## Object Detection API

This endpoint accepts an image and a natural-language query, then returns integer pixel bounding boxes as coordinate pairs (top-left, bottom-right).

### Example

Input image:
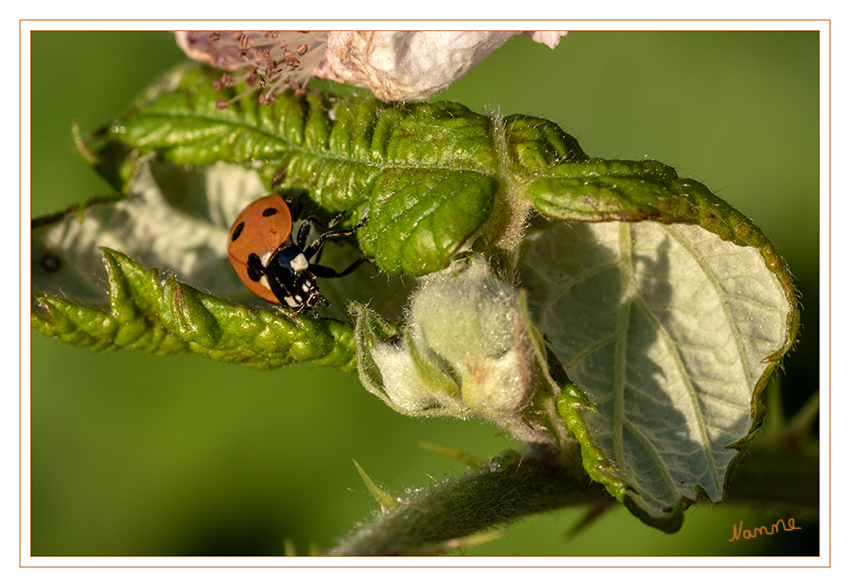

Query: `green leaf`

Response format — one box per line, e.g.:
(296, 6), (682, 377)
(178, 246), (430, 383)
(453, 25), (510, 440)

(521, 215), (798, 530)
(107, 63), (539, 276)
(33, 248), (358, 371)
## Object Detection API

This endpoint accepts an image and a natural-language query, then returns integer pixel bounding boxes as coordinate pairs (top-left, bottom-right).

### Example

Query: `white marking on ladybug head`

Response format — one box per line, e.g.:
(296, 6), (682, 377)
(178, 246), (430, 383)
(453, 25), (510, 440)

(259, 276), (271, 291)
(284, 295), (298, 308)
(290, 253), (309, 272)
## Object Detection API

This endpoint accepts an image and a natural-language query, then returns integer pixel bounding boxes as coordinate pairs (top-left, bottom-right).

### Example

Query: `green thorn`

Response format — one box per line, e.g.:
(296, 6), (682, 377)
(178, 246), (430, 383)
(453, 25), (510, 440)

(565, 503), (614, 539)
(353, 459), (398, 512)
(418, 441), (485, 469)
(403, 529), (504, 556)
(283, 537), (297, 557)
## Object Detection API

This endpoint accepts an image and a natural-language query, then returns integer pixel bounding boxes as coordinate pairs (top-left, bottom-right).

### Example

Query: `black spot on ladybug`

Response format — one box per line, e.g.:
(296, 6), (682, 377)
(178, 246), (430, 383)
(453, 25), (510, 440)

(247, 253), (264, 282)
(262, 207), (278, 217)
(40, 252), (61, 273)
(231, 221), (245, 241)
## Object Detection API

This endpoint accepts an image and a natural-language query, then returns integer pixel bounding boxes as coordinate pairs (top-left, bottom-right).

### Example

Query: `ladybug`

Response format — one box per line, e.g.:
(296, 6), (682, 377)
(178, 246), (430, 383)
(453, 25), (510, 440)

(228, 194), (369, 317)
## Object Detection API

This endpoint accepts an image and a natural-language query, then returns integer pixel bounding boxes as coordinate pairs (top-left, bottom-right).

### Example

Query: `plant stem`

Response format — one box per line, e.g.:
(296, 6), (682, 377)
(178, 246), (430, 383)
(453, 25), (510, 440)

(328, 451), (612, 556)
(328, 437), (819, 555)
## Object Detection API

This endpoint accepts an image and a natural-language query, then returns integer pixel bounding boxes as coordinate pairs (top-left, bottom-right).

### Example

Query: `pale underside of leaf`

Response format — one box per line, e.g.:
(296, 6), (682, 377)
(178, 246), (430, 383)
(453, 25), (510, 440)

(521, 220), (790, 517)
(32, 161), (268, 311)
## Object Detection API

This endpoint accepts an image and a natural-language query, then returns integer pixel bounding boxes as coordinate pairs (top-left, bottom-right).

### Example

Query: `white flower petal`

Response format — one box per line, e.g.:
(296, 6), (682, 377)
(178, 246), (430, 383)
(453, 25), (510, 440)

(315, 31), (567, 101)
(523, 31), (568, 49)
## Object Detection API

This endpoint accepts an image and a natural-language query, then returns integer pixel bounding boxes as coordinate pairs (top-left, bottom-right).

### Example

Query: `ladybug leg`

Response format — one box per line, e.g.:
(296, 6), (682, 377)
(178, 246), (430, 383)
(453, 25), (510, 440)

(296, 217), (314, 250)
(324, 212), (345, 229)
(293, 212), (341, 250)
(295, 215), (342, 251)
(310, 256), (377, 279)
(302, 214), (369, 262)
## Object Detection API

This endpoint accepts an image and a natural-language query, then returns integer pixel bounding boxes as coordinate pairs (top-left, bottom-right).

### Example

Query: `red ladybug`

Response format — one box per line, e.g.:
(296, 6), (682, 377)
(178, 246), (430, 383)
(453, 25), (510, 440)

(228, 194), (368, 317)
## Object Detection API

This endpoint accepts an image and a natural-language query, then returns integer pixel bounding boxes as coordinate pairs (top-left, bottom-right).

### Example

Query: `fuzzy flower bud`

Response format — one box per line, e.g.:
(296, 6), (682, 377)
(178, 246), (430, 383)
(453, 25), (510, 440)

(409, 256), (536, 414)
(356, 256), (546, 442)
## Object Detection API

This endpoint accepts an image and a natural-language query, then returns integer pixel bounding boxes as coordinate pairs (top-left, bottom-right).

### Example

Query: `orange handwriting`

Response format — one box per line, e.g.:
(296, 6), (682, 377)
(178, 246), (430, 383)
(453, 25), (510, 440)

(729, 518), (801, 542)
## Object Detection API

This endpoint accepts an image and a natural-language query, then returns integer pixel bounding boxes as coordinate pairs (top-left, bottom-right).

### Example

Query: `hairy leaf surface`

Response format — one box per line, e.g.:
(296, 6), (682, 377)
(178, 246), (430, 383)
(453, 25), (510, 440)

(522, 218), (797, 528)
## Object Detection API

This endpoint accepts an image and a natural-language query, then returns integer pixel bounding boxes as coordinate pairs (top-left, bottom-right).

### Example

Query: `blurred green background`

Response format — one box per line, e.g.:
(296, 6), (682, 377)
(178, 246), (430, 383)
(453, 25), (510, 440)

(30, 30), (820, 557)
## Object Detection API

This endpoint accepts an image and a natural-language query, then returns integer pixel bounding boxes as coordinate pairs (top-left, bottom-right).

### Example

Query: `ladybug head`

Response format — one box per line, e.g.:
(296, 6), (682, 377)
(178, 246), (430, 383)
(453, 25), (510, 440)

(267, 244), (328, 316)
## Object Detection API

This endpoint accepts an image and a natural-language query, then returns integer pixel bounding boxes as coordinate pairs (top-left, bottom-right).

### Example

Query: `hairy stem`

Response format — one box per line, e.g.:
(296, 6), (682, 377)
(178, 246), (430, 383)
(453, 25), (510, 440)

(328, 451), (611, 556)
(328, 437), (818, 555)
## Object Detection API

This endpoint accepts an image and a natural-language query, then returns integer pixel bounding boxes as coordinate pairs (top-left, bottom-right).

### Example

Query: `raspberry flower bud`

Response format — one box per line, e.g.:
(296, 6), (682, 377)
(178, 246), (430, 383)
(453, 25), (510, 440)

(356, 255), (551, 443)
(409, 256), (536, 415)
